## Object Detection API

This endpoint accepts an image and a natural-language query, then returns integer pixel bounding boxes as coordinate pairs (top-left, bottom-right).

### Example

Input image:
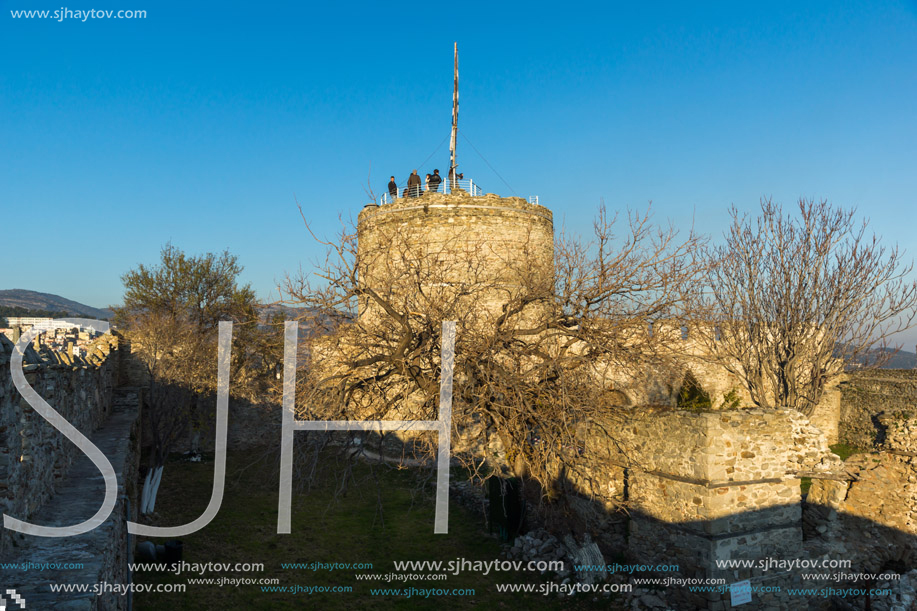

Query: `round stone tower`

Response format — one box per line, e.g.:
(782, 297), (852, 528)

(356, 190), (554, 325)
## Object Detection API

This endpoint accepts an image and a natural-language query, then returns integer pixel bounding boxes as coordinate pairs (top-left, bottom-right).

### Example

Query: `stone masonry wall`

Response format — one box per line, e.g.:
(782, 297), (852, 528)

(0, 389), (141, 610)
(807, 409), (917, 575)
(839, 369), (917, 449)
(0, 333), (120, 553)
(571, 407), (844, 610)
(356, 192), (554, 327)
(567, 402), (917, 609)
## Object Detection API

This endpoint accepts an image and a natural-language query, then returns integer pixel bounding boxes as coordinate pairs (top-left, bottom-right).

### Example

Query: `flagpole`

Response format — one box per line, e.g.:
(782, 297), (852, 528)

(449, 42), (458, 190)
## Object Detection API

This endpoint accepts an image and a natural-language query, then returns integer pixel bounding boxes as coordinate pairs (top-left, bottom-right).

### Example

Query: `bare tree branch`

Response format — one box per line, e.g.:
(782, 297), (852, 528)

(695, 198), (917, 415)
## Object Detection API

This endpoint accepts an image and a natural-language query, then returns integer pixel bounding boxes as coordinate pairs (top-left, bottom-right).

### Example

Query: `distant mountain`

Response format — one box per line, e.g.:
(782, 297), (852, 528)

(0, 289), (115, 320)
(256, 303), (314, 321)
(872, 347), (916, 370)
(844, 345), (916, 370)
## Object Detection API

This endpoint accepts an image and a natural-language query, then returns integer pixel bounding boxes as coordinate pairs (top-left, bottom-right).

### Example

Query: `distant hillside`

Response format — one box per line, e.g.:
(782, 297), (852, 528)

(257, 303), (314, 321)
(843, 345), (916, 370)
(872, 347), (916, 370)
(0, 289), (114, 320)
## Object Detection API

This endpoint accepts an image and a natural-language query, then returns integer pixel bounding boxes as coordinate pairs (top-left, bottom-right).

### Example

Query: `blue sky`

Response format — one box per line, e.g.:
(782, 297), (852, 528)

(2, 1), (916, 344)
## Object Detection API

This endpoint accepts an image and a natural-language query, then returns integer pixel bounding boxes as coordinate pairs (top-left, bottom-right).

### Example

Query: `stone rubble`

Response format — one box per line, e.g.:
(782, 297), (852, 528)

(872, 569), (917, 611)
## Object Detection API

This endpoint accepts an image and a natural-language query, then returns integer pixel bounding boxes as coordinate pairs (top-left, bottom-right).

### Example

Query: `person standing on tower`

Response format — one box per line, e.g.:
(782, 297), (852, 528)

(407, 170), (422, 198)
(388, 176), (398, 200)
(448, 168), (463, 191)
(429, 169), (442, 193)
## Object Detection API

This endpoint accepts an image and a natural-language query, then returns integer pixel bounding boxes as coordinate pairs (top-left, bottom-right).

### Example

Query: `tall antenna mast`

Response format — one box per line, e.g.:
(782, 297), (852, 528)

(449, 42), (459, 188)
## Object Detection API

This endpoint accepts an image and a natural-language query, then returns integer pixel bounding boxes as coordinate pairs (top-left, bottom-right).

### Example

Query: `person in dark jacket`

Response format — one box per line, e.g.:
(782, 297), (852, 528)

(388, 176), (398, 200)
(407, 170), (422, 198)
(429, 169), (442, 193)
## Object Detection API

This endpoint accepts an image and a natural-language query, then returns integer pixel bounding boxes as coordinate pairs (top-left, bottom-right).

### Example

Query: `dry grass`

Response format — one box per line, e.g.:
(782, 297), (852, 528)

(133, 445), (617, 610)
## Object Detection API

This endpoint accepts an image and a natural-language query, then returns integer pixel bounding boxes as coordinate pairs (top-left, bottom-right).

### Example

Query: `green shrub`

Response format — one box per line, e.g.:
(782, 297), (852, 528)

(677, 371), (712, 411)
(718, 388), (743, 410)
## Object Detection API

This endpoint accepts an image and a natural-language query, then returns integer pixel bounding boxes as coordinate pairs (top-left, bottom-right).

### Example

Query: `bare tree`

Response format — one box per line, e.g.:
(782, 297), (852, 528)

(698, 198), (917, 416)
(285, 204), (706, 495)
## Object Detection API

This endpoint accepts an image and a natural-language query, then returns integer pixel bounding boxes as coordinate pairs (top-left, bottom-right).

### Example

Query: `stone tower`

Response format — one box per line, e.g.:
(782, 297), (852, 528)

(356, 190), (554, 326)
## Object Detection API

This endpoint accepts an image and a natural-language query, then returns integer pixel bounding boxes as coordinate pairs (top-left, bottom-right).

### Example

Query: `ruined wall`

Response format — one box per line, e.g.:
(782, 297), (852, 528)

(0, 334), (120, 552)
(568, 407), (846, 609)
(839, 369), (917, 449)
(563, 402), (917, 609)
(807, 409), (917, 574)
(616, 409), (833, 570)
(808, 385), (842, 447)
(601, 326), (843, 444)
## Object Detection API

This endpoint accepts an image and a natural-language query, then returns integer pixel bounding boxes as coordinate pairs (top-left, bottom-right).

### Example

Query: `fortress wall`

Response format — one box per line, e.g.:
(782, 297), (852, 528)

(616, 409), (810, 580)
(603, 327), (842, 444)
(573, 407), (844, 609)
(0, 392), (141, 610)
(0, 334), (121, 552)
(573, 404), (917, 609)
(805, 410), (917, 579)
(839, 369), (917, 449)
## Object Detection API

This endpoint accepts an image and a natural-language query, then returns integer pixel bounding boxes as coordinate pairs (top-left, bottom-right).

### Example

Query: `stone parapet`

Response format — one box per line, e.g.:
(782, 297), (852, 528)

(605, 407), (840, 483)
(0, 333), (121, 553)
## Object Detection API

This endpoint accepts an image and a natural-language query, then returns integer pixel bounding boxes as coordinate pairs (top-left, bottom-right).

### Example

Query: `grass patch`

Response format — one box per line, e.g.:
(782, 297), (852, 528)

(800, 477), (812, 496)
(802, 444), (858, 496)
(133, 446), (611, 610)
(829, 443), (857, 461)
